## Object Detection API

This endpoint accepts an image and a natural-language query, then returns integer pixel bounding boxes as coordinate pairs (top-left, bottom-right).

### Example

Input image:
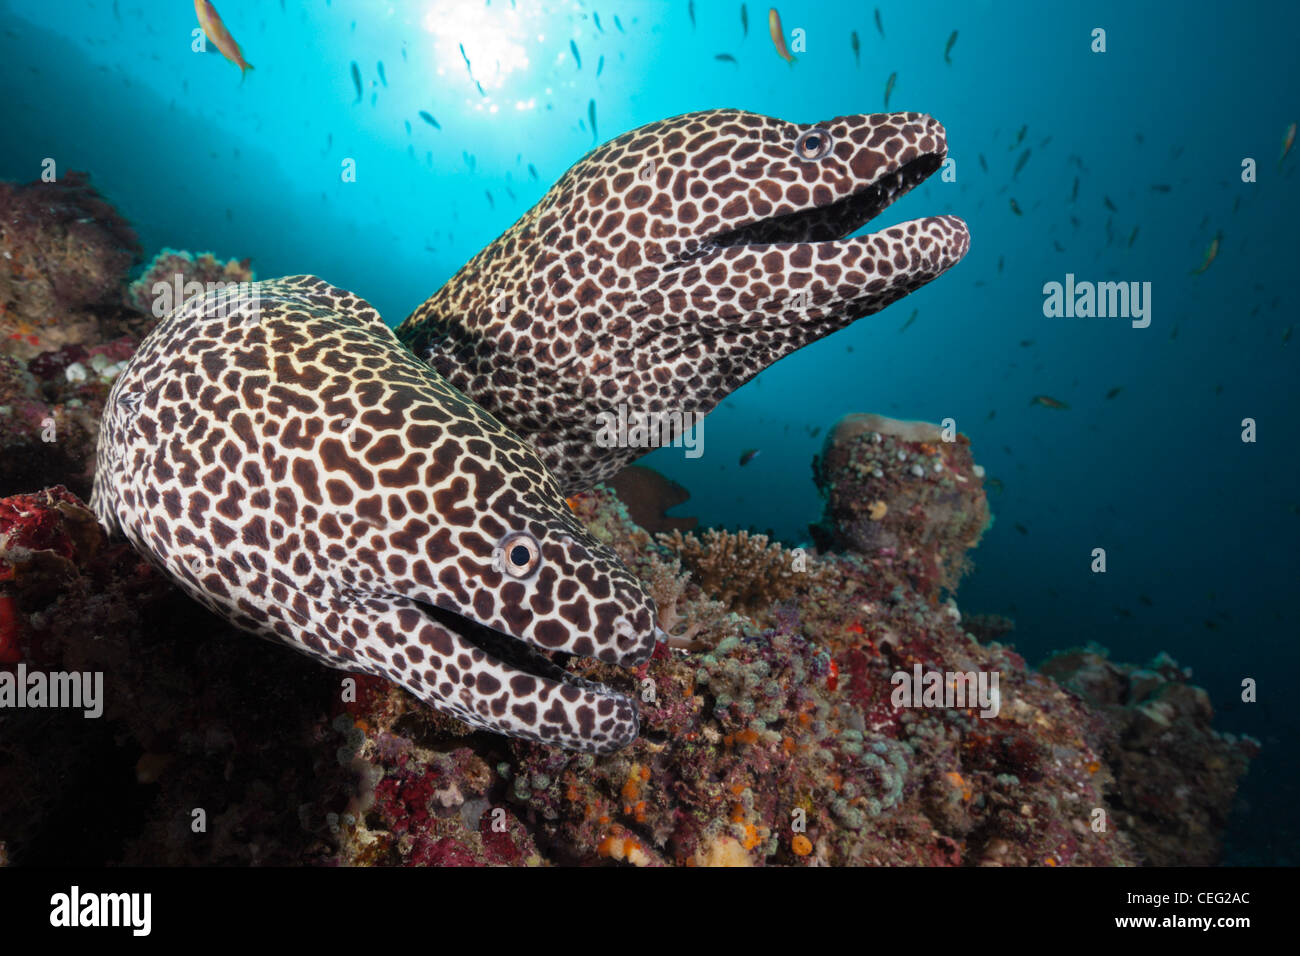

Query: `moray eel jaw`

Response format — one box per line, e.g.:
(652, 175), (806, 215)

(92, 276), (657, 754)
(399, 108), (970, 493)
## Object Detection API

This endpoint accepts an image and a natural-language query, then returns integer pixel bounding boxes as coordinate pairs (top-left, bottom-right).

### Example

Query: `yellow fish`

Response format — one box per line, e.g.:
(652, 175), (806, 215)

(769, 7), (795, 63)
(1191, 232), (1220, 275)
(1280, 121), (1296, 170)
(1030, 395), (1069, 410)
(195, 0), (253, 78)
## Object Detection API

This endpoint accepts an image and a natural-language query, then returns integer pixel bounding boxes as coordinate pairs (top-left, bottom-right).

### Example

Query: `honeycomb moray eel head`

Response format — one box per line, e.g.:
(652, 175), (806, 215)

(398, 108), (970, 494)
(91, 275), (658, 754)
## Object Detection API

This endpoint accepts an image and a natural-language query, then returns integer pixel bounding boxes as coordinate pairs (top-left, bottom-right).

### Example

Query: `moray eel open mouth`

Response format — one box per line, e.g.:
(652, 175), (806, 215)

(691, 150), (946, 257)
(401, 107), (970, 494)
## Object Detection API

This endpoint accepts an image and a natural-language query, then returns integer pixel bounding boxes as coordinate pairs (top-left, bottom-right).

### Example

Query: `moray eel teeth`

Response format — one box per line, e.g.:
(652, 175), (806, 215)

(399, 108), (970, 494)
(92, 275), (657, 753)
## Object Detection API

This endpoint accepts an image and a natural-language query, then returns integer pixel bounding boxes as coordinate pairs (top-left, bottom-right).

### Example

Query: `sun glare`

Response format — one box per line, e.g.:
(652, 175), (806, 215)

(422, 0), (537, 102)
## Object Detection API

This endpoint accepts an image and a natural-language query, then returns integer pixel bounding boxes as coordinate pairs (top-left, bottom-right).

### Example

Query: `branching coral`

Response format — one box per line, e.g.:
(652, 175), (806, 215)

(656, 528), (830, 616)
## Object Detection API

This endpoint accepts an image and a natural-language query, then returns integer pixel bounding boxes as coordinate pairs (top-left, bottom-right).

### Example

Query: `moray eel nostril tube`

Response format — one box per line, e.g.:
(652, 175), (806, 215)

(397, 108), (970, 494)
(91, 275), (658, 753)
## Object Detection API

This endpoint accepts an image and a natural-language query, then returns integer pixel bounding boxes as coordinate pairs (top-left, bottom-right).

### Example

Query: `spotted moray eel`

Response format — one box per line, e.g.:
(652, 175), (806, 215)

(91, 275), (657, 753)
(398, 108), (970, 494)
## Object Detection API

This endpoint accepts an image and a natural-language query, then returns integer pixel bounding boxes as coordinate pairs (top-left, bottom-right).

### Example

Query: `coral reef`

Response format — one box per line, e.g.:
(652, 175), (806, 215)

(0, 172), (142, 361)
(0, 474), (1253, 866)
(0, 180), (1256, 867)
(1040, 645), (1259, 865)
(811, 412), (991, 595)
(657, 527), (830, 621)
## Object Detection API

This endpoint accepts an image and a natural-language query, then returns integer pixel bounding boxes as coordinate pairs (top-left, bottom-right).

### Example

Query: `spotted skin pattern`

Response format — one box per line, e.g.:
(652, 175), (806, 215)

(91, 276), (657, 753)
(398, 108), (970, 494)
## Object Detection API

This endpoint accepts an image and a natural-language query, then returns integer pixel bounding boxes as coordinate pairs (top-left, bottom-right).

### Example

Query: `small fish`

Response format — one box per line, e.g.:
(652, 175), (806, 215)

(1052, 240), (1064, 252)
(1102, 195), (1117, 212)
(570, 39), (581, 69)
(1149, 183), (1171, 193)
(770, 8), (796, 63)
(898, 308), (918, 333)
(1018, 339), (1033, 347)
(350, 60), (361, 102)
(1014, 523), (1029, 535)
(1105, 386), (1122, 400)
(1138, 594), (1153, 607)
(1013, 148), (1031, 178)
(850, 30), (860, 67)
(1283, 324), (1293, 345)
(1010, 124), (1026, 149)
(418, 111), (440, 129)
(594, 12), (604, 33)
(1127, 226), (1139, 247)
(597, 54), (605, 77)
(1280, 121), (1296, 169)
(615, 15), (625, 32)
(997, 256), (1004, 274)
(883, 71), (896, 108)
(874, 8), (884, 37)
(377, 61), (387, 87)
(739, 448), (761, 467)
(1008, 198), (1022, 215)
(195, 0), (254, 78)
(1039, 135), (1052, 148)
(528, 163), (539, 181)
(715, 53), (738, 64)
(943, 30), (958, 64)
(689, 1), (696, 28)
(404, 120), (411, 135)
(741, 4), (749, 37)
(485, 190), (494, 209)
(1030, 395), (1068, 409)
(588, 99), (598, 143)
(986, 477), (1004, 494)
(978, 153), (988, 173)
(1191, 232), (1221, 275)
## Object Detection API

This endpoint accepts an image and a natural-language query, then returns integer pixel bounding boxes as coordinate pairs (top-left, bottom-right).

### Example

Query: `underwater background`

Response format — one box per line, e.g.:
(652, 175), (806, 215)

(0, 0), (1295, 865)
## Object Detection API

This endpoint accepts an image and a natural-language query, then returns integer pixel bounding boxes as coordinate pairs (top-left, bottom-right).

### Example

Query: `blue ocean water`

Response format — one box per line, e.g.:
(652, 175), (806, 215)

(1, 0), (1295, 863)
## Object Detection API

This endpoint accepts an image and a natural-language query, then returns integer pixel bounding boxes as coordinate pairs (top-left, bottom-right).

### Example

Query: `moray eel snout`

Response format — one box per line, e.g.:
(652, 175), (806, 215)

(91, 275), (657, 753)
(400, 107), (970, 493)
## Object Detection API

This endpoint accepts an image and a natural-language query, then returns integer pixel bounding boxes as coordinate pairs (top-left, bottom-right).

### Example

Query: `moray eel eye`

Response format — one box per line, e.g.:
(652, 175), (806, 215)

(499, 532), (541, 578)
(795, 128), (833, 161)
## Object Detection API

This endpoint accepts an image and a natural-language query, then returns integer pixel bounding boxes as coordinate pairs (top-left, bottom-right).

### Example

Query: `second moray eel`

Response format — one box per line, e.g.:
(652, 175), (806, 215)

(398, 108), (970, 494)
(91, 275), (657, 753)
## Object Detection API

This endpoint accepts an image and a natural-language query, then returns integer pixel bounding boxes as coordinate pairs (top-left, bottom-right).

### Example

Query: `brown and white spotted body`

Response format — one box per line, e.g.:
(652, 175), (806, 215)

(91, 275), (657, 753)
(398, 108), (970, 494)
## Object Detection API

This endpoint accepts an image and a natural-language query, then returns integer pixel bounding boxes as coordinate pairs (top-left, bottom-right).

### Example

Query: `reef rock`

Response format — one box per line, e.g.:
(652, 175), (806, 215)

(811, 412), (991, 596)
(0, 172), (142, 361)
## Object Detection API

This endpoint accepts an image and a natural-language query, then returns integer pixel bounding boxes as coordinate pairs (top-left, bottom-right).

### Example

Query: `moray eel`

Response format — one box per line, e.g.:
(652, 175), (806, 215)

(91, 275), (657, 753)
(398, 108), (970, 494)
